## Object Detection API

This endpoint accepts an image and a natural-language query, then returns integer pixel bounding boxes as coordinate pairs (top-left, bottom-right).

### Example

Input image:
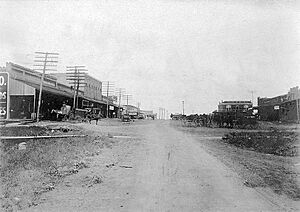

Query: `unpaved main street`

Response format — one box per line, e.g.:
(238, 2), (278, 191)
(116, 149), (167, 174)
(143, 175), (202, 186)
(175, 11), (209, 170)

(22, 120), (299, 211)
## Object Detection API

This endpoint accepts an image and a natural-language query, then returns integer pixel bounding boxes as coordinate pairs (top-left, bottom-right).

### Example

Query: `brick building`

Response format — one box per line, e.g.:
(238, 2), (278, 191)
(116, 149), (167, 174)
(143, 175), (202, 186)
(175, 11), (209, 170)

(258, 87), (300, 122)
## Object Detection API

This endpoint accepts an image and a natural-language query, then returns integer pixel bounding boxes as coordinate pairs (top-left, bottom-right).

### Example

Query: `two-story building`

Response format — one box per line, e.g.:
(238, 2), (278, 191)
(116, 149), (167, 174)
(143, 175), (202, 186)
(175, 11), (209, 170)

(218, 101), (253, 113)
(0, 62), (120, 120)
(258, 87), (300, 122)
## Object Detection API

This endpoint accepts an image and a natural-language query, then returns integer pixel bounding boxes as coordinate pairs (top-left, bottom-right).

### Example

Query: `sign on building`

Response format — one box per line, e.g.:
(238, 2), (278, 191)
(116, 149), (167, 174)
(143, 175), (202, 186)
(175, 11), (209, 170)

(0, 72), (9, 119)
(109, 105), (114, 110)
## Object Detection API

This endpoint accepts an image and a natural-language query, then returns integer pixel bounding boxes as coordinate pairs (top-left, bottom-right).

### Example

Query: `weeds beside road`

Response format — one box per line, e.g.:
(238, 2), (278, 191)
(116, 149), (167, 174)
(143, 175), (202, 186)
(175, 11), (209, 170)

(173, 121), (300, 201)
(0, 122), (115, 211)
(1, 120), (299, 211)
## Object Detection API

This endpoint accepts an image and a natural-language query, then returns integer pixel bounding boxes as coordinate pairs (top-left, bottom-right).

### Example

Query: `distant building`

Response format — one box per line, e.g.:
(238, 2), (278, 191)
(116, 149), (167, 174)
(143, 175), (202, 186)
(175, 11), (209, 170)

(139, 110), (156, 119)
(258, 86), (300, 122)
(257, 94), (288, 121)
(287, 86), (300, 101)
(218, 101), (253, 113)
(123, 105), (139, 116)
(51, 73), (103, 102)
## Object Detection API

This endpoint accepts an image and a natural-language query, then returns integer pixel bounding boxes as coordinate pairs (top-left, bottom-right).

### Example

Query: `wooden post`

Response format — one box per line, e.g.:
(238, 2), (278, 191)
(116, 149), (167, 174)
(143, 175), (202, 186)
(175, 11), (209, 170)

(36, 53), (48, 122)
(106, 81), (109, 118)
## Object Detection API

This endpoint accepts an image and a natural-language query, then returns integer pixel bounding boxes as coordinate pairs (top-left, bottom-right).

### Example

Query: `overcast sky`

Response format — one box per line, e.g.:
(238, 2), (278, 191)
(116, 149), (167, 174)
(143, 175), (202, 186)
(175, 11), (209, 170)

(1, 0), (299, 114)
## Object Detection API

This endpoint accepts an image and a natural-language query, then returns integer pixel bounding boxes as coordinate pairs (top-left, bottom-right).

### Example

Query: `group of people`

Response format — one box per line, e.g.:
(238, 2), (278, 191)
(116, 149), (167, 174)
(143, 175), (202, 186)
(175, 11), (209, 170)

(51, 103), (71, 121)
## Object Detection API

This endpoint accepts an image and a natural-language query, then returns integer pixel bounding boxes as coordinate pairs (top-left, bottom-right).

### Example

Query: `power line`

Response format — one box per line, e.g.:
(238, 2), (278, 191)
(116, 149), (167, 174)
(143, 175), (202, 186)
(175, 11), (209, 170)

(115, 88), (126, 118)
(123, 94), (133, 114)
(34, 51), (59, 122)
(248, 90), (257, 105)
(66, 66), (87, 113)
(102, 81), (115, 118)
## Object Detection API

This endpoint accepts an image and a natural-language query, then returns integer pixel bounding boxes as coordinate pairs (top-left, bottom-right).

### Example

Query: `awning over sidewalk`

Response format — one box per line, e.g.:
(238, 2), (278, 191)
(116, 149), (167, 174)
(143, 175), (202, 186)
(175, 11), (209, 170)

(15, 78), (74, 98)
(15, 78), (120, 109)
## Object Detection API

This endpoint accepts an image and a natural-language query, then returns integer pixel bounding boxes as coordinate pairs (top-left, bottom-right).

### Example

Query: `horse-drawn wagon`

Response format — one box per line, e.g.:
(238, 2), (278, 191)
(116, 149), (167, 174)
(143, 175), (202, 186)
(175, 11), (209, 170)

(178, 108), (258, 129)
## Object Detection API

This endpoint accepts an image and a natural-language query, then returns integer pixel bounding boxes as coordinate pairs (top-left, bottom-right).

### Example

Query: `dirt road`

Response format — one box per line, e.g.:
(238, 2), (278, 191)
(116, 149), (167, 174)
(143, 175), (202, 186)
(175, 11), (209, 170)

(26, 120), (298, 211)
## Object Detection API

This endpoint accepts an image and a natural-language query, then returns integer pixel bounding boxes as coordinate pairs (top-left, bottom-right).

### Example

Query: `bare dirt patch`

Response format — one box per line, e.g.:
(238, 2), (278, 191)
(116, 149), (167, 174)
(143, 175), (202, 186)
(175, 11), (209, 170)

(172, 121), (300, 201)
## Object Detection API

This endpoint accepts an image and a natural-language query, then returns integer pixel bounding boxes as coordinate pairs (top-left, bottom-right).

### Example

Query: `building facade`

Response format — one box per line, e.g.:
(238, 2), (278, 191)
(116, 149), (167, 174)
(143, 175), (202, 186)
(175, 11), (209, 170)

(258, 87), (300, 122)
(52, 73), (103, 102)
(123, 105), (139, 116)
(218, 101), (253, 113)
(1, 62), (120, 120)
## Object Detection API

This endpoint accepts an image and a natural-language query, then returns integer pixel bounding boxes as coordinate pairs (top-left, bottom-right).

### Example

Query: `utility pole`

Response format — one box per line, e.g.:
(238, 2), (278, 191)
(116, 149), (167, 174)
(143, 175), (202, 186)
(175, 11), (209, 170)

(159, 107), (161, 119)
(249, 90), (256, 106)
(66, 66), (87, 116)
(182, 100), (185, 115)
(123, 94), (132, 114)
(102, 81), (115, 118)
(34, 51), (59, 122)
(137, 102), (141, 115)
(106, 81), (109, 118)
(116, 88), (125, 118)
(158, 108), (160, 119)
(119, 89), (122, 118)
(296, 98), (300, 124)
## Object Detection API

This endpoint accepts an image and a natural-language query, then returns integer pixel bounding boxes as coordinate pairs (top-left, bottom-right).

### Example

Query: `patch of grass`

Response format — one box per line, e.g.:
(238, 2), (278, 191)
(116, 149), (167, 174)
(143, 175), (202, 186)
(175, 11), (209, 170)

(0, 126), (48, 137)
(0, 125), (112, 211)
(174, 124), (300, 200)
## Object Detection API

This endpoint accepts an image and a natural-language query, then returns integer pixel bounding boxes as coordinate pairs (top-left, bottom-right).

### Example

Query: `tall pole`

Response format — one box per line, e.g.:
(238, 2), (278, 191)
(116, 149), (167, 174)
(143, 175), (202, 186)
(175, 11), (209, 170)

(137, 102), (140, 115)
(66, 66), (86, 117)
(126, 95), (129, 114)
(106, 81), (109, 118)
(72, 67), (77, 109)
(182, 101), (185, 115)
(159, 108), (161, 119)
(122, 94), (132, 114)
(34, 52), (58, 122)
(36, 53), (48, 122)
(75, 68), (80, 109)
(249, 90), (256, 106)
(296, 98), (299, 124)
(118, 88), (122, 118)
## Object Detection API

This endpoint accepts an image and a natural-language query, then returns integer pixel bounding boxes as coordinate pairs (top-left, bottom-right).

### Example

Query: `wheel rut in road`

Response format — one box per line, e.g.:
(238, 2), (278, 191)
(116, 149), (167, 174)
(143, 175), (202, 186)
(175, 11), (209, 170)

(23, 121), (297, 212)
(128, 121), (291, 212)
